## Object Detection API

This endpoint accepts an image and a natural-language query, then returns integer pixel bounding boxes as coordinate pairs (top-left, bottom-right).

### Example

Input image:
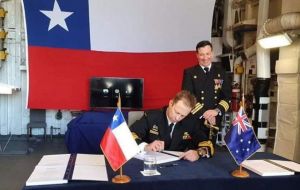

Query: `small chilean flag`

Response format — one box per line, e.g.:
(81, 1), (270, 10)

(100, 108), (139, 171)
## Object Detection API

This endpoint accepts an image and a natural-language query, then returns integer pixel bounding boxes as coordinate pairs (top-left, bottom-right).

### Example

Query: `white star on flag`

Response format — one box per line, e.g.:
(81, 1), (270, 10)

(40, 0), (73, 31)
(113, 115), (118, 122)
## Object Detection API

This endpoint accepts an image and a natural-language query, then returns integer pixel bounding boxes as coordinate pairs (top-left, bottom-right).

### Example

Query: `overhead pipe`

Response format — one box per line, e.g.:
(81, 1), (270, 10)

(263, 12), (300, 35)
(242, 43), (256, 59)
(222, 0), (236, 48)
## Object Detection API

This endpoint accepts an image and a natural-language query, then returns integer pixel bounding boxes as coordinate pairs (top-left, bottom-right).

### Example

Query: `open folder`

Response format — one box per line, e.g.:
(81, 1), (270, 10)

(241, 159), (300, 176)
(26, 154), (108, 186)
(134, 150), (183, 164)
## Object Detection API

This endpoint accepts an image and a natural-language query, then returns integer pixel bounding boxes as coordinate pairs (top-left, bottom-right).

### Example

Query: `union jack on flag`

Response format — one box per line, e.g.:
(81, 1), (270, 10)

(224, 106), (261, 165)
(231, 108), (253, 134)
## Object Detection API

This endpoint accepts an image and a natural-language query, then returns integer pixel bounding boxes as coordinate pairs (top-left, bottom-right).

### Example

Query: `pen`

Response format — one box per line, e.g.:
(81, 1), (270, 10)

(158, 163), (178, 168)
(160, 151), (180, 157)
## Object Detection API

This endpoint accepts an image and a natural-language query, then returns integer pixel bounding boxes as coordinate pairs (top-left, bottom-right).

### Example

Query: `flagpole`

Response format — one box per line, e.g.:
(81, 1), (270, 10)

(242, 93), (245, 108)
(231, 92), (250, 178)
(112, 93), (131, 184)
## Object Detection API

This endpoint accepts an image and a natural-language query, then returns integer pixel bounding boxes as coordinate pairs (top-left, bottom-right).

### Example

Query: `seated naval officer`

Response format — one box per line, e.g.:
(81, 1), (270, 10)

(130, 90), (214, 162)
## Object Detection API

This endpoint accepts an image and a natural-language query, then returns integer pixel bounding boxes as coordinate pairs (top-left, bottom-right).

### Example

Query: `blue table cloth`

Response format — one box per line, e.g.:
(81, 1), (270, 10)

(65, 111), (128, 154)
(23, 151), (300, 190)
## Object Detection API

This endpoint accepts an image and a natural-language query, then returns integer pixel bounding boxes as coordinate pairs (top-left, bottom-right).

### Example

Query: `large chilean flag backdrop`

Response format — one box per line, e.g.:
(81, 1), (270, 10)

(22, 0), (215, 110)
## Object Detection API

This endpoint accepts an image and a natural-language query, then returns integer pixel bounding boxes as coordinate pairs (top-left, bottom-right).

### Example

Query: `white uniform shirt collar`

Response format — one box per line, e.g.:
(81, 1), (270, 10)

(201, 64), (212, 71)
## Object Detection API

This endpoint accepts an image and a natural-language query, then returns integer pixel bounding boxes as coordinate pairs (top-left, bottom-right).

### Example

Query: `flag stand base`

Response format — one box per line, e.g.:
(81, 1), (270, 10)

(112, 175), (131, 183)
(231, 166), (249, 178)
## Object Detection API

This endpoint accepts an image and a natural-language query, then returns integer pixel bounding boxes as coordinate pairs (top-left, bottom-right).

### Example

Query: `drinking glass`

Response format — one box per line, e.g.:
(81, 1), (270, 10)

(143, 155), (157, 175)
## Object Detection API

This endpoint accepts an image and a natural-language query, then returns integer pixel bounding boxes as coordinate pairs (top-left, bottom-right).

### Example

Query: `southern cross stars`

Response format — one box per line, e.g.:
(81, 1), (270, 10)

(40, 0), (74, 31)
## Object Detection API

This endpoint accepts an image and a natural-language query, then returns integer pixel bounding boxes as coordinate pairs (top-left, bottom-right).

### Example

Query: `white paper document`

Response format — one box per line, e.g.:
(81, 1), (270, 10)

(37, 154), (71, 166)
(268, 160), (300, 172)
(72, 154), (108, 181)
(26, 154), (108, 186)
(72, 165), (108, 181)
(75, 154), (106, 166)
(26, 165), (68, 186)
(241, 160), (295, 176)
(134, 151), (182, 164)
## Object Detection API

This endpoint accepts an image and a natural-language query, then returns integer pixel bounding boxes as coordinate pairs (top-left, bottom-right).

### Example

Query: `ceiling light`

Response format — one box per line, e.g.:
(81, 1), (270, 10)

(258, 33), (292, 49)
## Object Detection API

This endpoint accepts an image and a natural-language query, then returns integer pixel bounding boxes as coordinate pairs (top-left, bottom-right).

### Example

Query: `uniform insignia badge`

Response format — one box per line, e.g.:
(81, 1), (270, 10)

(150, 125), (159, 135)
(182, 132), (192, 140)
(214, 79), (223, 90)
(150, 130), (159, 135)
(152, 125), (159, 130)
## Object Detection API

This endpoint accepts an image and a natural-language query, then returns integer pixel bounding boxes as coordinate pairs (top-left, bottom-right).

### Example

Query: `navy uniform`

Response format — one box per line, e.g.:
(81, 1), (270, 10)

(130, 107), (214, 155)
(182, 63), (231, 144)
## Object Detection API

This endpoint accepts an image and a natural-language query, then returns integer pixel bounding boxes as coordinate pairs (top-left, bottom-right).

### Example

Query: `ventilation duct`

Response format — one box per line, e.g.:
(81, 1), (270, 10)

(263, 12), (300, 35)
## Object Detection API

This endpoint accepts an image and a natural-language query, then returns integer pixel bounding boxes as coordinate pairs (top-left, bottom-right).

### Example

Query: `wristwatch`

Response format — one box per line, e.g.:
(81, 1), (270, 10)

(198, 147), (210, 158)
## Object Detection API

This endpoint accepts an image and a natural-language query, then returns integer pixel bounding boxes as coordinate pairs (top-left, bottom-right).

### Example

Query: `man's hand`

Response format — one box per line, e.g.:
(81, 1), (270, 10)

(144, 140), (165, 152)
(198, 147), (209, 158)
(207, 116), (216, 126)
(203, 109), (217, 125)
(179, 150), (199, 162)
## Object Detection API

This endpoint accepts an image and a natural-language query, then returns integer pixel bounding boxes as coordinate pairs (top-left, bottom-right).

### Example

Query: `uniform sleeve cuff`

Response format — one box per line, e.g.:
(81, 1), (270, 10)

(214, 108), (222, 116)
(138, 142), (148, 152)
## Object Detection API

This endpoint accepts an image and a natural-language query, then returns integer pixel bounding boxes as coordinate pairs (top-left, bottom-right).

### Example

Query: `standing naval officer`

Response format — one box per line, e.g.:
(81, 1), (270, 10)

(182, 40), (231, 145)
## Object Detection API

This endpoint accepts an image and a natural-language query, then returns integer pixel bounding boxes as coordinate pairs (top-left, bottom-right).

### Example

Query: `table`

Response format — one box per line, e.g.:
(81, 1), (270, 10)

(22, 151), (300, 190)
(65, 111), (128, 154)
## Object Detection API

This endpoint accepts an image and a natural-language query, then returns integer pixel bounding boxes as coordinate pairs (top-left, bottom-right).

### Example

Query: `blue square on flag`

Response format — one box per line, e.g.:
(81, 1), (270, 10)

(224, 107), (261, 165)
(23, 0), (90, 49)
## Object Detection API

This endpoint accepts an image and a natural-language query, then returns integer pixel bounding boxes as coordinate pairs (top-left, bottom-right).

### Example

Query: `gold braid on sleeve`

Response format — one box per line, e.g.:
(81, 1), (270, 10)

(218, 100), (229, 112)
(131, 132), (141, 141)
(191, 102), (203, 115)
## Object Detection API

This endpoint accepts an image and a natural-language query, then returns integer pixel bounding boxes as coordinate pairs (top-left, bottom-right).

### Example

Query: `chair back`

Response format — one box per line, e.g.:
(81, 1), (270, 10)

(128, 111), (144, 127)
(28, 109), (46, 126)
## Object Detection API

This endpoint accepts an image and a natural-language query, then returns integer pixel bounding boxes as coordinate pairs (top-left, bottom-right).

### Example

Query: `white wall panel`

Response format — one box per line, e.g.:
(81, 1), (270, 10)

(0, 0), (75, 135)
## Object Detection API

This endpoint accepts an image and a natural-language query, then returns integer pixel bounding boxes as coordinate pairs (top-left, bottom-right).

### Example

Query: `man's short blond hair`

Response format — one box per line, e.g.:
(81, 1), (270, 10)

(173, 90), (197, 109)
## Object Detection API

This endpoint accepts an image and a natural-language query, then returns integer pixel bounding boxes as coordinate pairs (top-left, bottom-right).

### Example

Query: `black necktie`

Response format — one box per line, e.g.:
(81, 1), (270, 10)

(204, 67), (209, 74)
(169, 123), (174, 138)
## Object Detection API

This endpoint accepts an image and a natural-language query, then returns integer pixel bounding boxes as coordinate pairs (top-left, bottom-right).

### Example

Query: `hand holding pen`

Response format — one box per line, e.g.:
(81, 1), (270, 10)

(179, 150), (199, 162)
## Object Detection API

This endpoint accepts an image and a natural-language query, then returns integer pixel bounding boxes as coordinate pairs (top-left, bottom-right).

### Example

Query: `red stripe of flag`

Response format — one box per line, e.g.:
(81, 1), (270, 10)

(100, 127), (126, 171)
(28, 46), (196, 110)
